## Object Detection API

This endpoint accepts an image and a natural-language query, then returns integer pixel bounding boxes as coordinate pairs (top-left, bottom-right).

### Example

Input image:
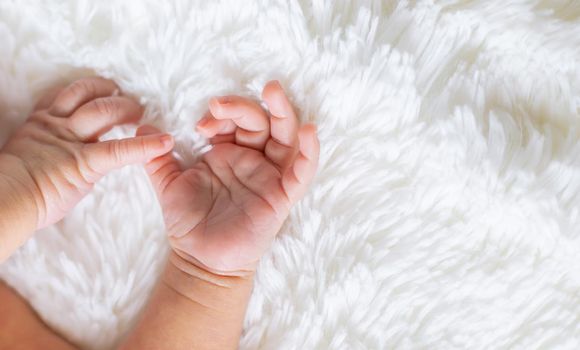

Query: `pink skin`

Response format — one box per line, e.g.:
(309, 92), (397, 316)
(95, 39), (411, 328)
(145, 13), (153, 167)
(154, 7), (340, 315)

(0, 77), (174, 232)
(139, 81), (320, 275)
(0, 78), (320, 349)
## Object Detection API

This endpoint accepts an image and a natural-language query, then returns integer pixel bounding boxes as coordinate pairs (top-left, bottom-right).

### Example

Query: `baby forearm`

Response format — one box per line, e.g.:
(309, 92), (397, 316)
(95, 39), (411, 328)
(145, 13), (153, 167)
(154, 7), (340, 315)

(120, 252), (254, 350)
(0, 281), (76, 349)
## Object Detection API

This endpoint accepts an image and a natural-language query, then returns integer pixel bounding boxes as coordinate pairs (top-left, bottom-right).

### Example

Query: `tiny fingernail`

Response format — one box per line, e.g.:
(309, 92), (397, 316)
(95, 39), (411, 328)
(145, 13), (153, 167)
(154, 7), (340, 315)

(217, 96), (231, 104)
(197, 117), (209, 128)
(208, 97), (221, 110)
(160, 134), (173, 147)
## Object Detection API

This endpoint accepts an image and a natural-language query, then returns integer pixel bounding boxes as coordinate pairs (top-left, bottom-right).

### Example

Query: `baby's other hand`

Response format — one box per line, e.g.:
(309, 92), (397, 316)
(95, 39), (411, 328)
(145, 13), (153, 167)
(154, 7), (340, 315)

(139, 81), (319, 276)
(0, 77), (174, 230)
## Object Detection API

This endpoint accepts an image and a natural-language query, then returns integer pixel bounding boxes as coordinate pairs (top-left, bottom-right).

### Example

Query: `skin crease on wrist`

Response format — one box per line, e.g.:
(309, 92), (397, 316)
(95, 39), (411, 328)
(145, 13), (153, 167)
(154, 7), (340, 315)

(120, 252), (255, 350)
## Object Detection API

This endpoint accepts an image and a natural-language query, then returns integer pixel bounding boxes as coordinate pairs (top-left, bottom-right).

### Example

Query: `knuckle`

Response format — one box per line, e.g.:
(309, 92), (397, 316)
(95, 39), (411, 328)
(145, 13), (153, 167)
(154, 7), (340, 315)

(69, 79), (89, 97)
(68, 81), (83, 96)
(29, 110), (48, 122)
(65, 117), (88, 140)
(94, 98), (118, 116)
(136, 138), (148, 157)
(108, 141), (123, 164)
(79, 145), (92, 164)
(29, 112), (64, 134)
(77, 147), (100, 181)
(65, 116), (80, 134)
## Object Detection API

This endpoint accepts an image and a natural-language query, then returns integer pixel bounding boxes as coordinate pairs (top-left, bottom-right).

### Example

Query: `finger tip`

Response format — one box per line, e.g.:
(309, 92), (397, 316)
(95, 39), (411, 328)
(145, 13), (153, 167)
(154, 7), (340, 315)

(262, 80), (282, 100)
(263, 82), (293, 119)
(160, 134), (174, 149)
(208, 97), (222, 113)
(305, 123), (318, 133)
(135, 126), (146, 136)
(137, 124), (160, 136)
(265, 79), (282, 91)
(195, 125), (215, 138)
(196, 115), (210, 128)
(300, 123), (320, 146)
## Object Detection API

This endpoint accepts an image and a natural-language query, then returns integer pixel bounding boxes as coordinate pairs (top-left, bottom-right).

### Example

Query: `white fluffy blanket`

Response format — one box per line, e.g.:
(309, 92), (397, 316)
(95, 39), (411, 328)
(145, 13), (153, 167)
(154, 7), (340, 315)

(1, 1), (579, 349)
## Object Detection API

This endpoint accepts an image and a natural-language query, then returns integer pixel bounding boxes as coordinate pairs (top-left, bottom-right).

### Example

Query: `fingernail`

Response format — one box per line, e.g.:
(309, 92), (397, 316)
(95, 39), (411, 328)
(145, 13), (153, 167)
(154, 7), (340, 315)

(197, 117), (209, 128)
(216, 96), (231, 104)
(160, 134), (173, 147)
(208, 97), (221, 112)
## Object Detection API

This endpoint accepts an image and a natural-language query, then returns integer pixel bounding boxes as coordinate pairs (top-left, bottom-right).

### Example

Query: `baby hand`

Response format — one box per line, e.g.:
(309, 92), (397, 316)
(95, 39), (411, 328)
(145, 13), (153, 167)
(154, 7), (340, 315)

(138, 81), (319, 275)
(0, 77), (174, 230)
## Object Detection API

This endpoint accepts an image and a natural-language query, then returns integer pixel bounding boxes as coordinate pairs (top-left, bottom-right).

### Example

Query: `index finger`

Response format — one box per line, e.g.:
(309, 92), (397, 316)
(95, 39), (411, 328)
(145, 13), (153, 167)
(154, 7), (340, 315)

(49, 77), (119, 117)
(262, 80), (300, 169)
(207, 95), (270, 150)
(34, 85), (65, 111)
(209, 96), (269, 132)
(262, 80), (298, 147)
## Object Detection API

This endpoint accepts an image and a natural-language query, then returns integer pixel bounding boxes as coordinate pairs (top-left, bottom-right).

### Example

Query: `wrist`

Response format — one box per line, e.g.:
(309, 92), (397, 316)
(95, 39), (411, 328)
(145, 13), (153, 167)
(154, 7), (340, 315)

(0, 154), (40, 262)
(163, 251), (255, 310)
(121, 251), (254, 350)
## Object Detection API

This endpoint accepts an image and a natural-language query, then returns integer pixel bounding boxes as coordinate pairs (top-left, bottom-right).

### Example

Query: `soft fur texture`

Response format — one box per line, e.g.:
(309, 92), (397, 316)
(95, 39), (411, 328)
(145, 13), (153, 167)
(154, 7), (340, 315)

(0, 0), (579, 349)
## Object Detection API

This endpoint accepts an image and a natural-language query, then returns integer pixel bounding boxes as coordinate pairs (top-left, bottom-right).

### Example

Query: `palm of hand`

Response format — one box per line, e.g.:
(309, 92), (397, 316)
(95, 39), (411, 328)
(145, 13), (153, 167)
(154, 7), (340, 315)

(161, 144), (289, 273)
(140, 81), (319, 274)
